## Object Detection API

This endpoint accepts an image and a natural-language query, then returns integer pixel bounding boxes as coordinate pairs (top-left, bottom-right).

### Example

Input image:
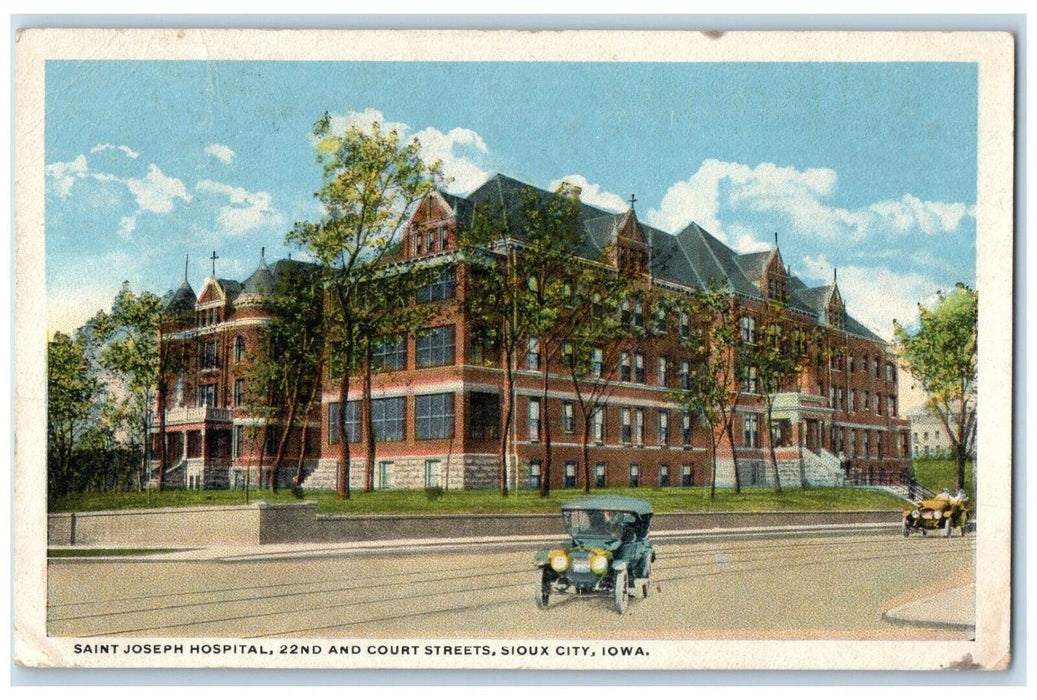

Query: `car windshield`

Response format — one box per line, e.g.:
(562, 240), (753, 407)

(562, 509), (635, 540)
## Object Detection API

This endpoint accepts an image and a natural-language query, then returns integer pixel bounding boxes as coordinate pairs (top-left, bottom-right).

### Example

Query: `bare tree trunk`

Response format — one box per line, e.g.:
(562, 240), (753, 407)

(538, 354), (552, 498)
(363, 342), (376, 492)
(338, 368), (352, 500)
(498, 347), (514, 497)
(765, 401), (782, 492)
(581, 413), (592, 493)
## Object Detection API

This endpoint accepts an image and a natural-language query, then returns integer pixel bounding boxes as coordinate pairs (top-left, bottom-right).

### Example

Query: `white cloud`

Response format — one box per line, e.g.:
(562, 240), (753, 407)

(325, 108), (491, 195)
(117, 214), (138, 240)
(46, 154), (89, 197)
(90, 143), (139, 159)
(800, 254), (941, 341)
(548, 174), (628, 213)
(646, 158), (974, 247)
(205, 143), (236, 164)
(197, 179), (283, 234)
(126, 164), (191, 214)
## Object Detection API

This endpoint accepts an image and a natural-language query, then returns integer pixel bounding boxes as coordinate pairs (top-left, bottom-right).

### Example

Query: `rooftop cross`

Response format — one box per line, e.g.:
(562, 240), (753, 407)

(629, 193), (637, 210)
(210, 250), (219, 278)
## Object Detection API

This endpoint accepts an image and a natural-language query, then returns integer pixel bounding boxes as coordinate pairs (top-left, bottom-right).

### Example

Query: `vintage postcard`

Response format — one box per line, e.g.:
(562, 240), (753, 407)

(14, 28), (1014, 671)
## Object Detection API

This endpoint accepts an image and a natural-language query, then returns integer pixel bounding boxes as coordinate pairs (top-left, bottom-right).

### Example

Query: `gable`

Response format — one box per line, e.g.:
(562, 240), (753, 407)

(196, 279), (224, 306)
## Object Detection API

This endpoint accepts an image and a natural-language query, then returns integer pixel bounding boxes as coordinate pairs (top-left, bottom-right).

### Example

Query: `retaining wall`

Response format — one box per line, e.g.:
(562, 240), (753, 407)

(48, 501), (903, 547)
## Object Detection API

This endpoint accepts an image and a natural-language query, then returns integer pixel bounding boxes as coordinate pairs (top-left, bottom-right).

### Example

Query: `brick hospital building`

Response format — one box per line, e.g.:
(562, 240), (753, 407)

(153, 174), (911, 491)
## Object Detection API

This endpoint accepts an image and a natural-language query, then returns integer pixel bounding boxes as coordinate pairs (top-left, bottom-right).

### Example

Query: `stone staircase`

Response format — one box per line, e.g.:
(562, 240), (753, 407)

(801, 447), (845, 486)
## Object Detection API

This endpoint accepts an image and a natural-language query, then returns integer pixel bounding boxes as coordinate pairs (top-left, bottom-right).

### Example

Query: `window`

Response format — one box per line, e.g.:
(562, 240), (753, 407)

(680, 360), (690, 390)
(416, 326), (455, 367)
(886, 363), (896, 382)
(679, 310), (690, 340)
(621, 298), (632, 325)
(561, 341), (573, 367)
(621, 408), (632, 444)
(469, 328), (497, 366)
(628, 463), (640, 487)
(863, 431), (871, 457)
(658, 411), (670, 446)
(528, 398), (541, 442)
(232, 425), (245, 459)
(620, 352), (631, 382)
(526, 337), (540, 370)
(233, 379), (244, 407)
(562, 401), (575, 434)
(378, 461), (394, 489)
(654, 305), (667, 332)
(658, 464), (670, 486)
(682, 412), (693, 445)
(635, 353), (645, 383)
(837, 388), (844, 412)
(528, 461), (541, 490)
(591, 347), (604, 378)
(201, 340), (218, 369)
(848, 389), (856, 412)
(657, 357), (668, 387)
(592, 405), (606, 443)
(425, 459), (441, 488)
(372, 336), (406, 371)
(633, 299), (644, 328)
(564, 461), (577, 488)
(634, 409), (645, 446)
(468, 392), (500, 440)
(413, 231), (424, 257)
(848, 355), (855, 374)
(328, 401), (360, 444)
(743, 413), (760, 448)
(198, 384), (217, 408)
(371, 397), (405, 442)
(863, 391), (870, 412)
(234, 336), (246, 363)
(681, 464), (694, 487)
(741, 365), (758, 394)
(872, 356), (881, 378)
(740, 316), (756, 344)
(415, 393), (454, 440)
(873, 394), (881, 415)
(888, 395), (897, 417)
(595, 463), (607, 488)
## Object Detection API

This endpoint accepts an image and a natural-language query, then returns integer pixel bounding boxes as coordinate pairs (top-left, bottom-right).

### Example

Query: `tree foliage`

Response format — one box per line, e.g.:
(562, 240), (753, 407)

(47, 331), (103, 498)
(894, 284), (978, 490)
(287, 115), (442, 498)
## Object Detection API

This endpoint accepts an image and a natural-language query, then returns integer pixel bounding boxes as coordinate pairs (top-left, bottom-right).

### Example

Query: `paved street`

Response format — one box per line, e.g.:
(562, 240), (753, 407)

(47, 531), (974, 640)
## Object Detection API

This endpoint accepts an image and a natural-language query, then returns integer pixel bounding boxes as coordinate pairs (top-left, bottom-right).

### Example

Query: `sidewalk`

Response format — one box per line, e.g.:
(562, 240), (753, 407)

(883, 584), (976, 633)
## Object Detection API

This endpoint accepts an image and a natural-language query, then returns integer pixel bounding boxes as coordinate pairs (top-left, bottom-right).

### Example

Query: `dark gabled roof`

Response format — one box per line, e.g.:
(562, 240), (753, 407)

(242, 260), (275, 295)
(449, 173), (887, 342)
(162, 281), (196, 313)
(215, 279), (243, 303)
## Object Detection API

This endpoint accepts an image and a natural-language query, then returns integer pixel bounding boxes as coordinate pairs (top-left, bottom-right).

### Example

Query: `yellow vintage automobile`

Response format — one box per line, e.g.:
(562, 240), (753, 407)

(902, 491), (969, 537)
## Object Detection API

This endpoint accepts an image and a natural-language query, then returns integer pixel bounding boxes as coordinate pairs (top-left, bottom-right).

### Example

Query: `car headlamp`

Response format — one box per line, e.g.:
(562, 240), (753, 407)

(589, 551), (611, 576)
(933, 510), (943, 519)
(911, 509), (920, 518)
(549, 549), (570, 573)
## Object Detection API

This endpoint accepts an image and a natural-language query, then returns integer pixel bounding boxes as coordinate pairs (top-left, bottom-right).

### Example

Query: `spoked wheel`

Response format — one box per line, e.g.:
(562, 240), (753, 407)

(535, 568), (551, 609)
(960, 513), (969, 537)
(613, 570), (629, 614)
(944, 518), (953, 538)
(641, 561), (652, 599)
(902, 522), (910, 538)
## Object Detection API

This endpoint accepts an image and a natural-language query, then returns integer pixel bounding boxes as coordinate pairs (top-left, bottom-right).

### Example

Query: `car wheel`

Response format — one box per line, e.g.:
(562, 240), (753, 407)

(943, 518), (952, 538)
(613, 570), (628, 614)
(902, 522), (910, 538)
(535, 568), (551, 610)
(960, 513), (969, 537)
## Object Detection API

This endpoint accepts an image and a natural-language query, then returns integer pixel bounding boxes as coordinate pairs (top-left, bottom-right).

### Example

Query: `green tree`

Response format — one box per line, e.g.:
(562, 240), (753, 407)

(669, 284), (742, 499)
(894, 284), (978, 490)
(288, 115), (441, 499)
(90, 284), (164, 489)
(47, 331), (102, 498)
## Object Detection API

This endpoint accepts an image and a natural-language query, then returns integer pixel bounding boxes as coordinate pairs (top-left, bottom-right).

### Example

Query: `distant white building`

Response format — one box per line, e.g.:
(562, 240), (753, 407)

(908, 409), (973, 458)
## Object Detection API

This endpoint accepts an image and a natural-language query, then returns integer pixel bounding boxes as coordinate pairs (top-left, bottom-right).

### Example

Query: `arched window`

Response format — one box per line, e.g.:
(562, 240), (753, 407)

(234, 336), (246, 363)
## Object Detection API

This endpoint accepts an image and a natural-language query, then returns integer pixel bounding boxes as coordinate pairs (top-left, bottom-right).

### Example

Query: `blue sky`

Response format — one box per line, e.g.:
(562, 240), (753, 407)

(45, 60), (977, 341)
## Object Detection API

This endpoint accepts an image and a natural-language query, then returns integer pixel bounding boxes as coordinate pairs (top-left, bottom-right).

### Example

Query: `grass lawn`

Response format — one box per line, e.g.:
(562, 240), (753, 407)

(47, 548), (180, 558)
(49, 484), (908, 515)
(911, 457), (975, 494)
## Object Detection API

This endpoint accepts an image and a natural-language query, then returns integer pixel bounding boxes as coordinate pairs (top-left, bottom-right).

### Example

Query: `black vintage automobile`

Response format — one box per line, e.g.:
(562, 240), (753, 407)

(534, 496), (655, 614)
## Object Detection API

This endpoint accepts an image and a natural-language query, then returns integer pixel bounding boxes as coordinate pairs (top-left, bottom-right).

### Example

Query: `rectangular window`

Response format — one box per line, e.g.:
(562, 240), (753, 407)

(198, 384), (217, 408)
(848, 355), (855, 374)
(680, 360), (690, 390)
(741, 365), (758, 394)
(592, 405), (605, 443)
(591, 347), (604, 378)
(232, 425), (245, 459)
(628, 463), (640, 487)
(635, 353), (645, 383)
(564, 461), (577, 488)
(682, 412), (692, 445)
(679, 311), (690, 340)
(233, 379), (244, 407)
(743, 413), (760, 448)
(873, 357), (881, 378)
(415, 393), (454, 440)
(201, 340), (218, 369)
(371, 397), (405, 442)
(371, 335), (406, 371)
(863, 430), (871, 457)
(562, 401), (575, 434)
(595, 463), (607, 487)
(658, 411), (669, 446)
(681, 464), (694, 487)
(634, 409), (645, 446)
(425, 459), (441, 488)
(633, 299), (644, 328)
(378, 461), (394, 489)
(328, 401), (360, 444)
(621, 408), (632, 444)
(848, 389), (856, 412)
(417, 266), (455, 302)
(740, 316), (756, 344)
(526, 337), (540, 370)
(234, 336), (246, 363)
(528, 461), (541, 490)
(416, 326), (455, 368)
(620, 352), (631, 382)
(657, 357), (668, 387)
(528, 398), (541, 442)
(561, 341), (573, 367)
(468, 392), (501, 440)
(888, 395), (897, 417)
(873, 394), (881, 415)
(658, 464), (670, 487)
